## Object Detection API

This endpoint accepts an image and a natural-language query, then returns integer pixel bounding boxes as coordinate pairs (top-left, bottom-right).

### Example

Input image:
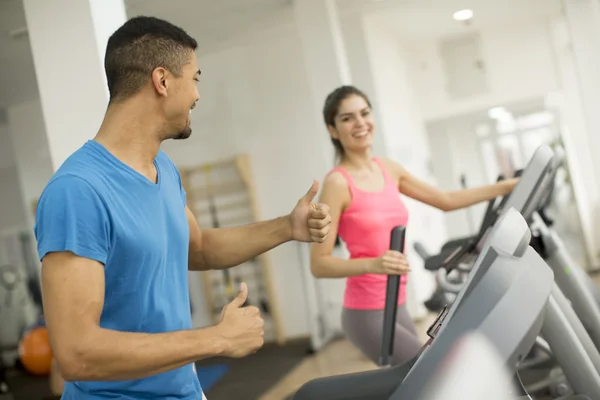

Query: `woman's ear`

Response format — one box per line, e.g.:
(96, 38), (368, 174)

(327, 124), (339, 140)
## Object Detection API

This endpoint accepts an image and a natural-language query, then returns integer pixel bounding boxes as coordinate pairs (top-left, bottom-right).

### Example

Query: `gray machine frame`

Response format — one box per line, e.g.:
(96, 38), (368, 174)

(525, 150), (600, 353)
(438, 145), (555, 320)
(392, 208), (551, 399)
(436, 145), (600, 398)
(417, 332), (517, 400)
(439, 146), (600, 398)
(291, 208), (552, 400)
(531, 205), (600, 351)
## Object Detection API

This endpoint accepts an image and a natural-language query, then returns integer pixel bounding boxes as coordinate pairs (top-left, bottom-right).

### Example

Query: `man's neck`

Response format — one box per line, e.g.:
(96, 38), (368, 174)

(94, 100), (163, 171)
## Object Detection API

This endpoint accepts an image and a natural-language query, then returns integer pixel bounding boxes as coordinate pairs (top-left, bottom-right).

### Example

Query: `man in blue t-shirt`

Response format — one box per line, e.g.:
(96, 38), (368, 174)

(34, 16), (332, 400)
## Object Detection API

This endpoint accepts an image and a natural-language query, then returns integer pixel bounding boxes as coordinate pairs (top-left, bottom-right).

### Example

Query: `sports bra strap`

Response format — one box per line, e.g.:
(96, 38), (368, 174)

(328, 158), (397, 197)
(372, 157), (396, 187)
(329, 167), (357, 196)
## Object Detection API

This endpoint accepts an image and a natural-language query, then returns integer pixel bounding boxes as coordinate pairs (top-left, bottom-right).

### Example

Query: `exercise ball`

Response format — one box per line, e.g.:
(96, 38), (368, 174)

(18, 326), (53, 376)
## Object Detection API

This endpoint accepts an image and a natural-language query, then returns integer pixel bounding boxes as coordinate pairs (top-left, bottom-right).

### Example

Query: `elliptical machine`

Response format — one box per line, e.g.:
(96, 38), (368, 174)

(413, 149), (600, 398)
(416, 171), (516, 312)
(289, 144), (600, 400)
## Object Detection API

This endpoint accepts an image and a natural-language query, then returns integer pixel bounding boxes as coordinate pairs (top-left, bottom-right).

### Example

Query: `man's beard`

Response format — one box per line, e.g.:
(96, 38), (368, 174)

(173, 125), (192, 140)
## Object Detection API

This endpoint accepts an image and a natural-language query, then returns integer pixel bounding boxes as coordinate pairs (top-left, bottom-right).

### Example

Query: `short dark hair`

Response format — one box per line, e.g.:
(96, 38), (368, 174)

(104, 16), (198, 102)
(322, 85), (372, 161)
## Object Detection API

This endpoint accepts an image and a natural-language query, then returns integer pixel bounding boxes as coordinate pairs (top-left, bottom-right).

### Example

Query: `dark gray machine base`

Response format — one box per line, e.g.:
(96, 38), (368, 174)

(291, 360), (416, 400)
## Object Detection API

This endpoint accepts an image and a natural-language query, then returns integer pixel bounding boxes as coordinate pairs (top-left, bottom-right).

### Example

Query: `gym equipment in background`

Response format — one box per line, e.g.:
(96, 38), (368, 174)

(179, 154), (284, 344)
(413, 241), (461, 312)
(416, 172), (512, 312)
(0, 355), (11, 400)
(0, 227), (40, 366)
(18, 231), (43, 312)
(425, 173), (513, 304)
(459, 173), (476, 234)
(18, 325), (52, 376)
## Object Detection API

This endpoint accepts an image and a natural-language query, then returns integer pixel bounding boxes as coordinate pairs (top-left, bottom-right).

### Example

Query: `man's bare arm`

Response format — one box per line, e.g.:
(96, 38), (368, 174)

(186, 206), (293, 271)
(186, 181), (331, 271)
(42, 251), (229, 382)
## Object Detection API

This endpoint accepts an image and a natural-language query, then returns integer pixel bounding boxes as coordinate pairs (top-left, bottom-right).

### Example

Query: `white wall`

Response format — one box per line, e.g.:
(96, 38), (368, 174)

(407, 19), (560, 122)
(427, 119), (490, 239)
(339, 13), (387, 158)
(23, 0), (126, 170)
(0, 122), (29, 233)
(549, 14), (600, 266)
(0, 123), (15, 169)
(401, 18), (562, 239)
(362, 15), (447, 318)
(561, 0), (600, 265)
(7, 99), (54, 229)
(0, 165), (28, 232)
(162, 28), (322, 339)
(398, 15), (599, 266)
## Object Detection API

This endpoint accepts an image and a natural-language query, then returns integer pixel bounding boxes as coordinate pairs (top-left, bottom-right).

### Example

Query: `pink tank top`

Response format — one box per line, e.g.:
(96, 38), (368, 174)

(330, 158), (410, 310)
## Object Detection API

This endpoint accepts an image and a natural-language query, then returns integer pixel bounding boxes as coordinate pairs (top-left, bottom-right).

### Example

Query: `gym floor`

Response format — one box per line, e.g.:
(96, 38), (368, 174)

(260, 313), (438, 400)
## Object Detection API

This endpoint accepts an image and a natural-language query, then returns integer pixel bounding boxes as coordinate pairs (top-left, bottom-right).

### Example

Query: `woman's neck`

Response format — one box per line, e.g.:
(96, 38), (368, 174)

(340, 150), (374, 171)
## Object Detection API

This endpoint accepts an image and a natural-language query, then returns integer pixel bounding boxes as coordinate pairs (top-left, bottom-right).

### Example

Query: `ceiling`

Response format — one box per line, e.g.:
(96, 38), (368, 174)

(126, 0), (292, 45)
(0, 0), (565, 111)
(0, 0), (293, 110)
(373, 0), (564, 44)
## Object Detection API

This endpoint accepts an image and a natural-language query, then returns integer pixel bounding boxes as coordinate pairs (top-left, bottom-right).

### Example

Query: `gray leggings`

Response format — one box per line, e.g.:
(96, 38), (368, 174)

(341, 305), (422, 366)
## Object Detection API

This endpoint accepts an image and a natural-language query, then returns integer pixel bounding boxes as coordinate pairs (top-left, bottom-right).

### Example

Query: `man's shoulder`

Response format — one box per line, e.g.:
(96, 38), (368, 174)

(40, 146), (109, 205)
(38, 173), (101, 213)
(45, 172), (96, 192)
(50, 142), (112, 189)
(52, 141), (101, 175)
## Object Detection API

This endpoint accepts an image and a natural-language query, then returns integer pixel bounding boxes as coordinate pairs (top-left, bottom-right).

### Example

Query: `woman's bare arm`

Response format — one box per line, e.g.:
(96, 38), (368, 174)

(309, 172), (378, 278)
(381, 158), (517, 212)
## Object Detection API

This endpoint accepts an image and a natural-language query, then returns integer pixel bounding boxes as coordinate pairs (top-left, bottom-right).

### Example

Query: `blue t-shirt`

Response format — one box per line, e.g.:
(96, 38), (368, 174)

(34, 140), (202, 399)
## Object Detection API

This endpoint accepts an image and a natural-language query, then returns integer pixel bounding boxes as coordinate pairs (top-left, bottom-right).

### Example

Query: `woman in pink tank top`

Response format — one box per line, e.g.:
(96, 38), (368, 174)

(310, 85), (519, 366)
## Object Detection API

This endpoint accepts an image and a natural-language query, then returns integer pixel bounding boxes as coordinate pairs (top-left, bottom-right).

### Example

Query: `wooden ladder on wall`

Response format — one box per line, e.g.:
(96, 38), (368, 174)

(180, 154), (285, 345)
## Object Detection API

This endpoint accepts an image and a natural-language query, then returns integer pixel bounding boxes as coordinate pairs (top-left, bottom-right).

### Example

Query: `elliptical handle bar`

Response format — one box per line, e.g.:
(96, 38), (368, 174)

(379, 225), (406, 367)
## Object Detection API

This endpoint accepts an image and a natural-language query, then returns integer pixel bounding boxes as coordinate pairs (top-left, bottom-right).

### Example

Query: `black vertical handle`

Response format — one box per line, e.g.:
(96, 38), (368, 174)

(380, 225), (406, 367)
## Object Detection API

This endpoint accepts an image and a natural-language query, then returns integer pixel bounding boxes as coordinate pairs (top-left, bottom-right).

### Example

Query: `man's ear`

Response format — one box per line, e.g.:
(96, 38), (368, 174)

(151, 67), (169, 97)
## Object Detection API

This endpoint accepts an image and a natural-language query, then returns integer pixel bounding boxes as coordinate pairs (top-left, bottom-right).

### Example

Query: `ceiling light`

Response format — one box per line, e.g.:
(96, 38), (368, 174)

(488, 107), (508, 120)
(453, 9), (474, 21)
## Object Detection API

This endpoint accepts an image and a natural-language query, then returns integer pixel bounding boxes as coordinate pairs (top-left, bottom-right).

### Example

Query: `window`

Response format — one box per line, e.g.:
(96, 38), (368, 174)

(477, 105), (558, 181)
